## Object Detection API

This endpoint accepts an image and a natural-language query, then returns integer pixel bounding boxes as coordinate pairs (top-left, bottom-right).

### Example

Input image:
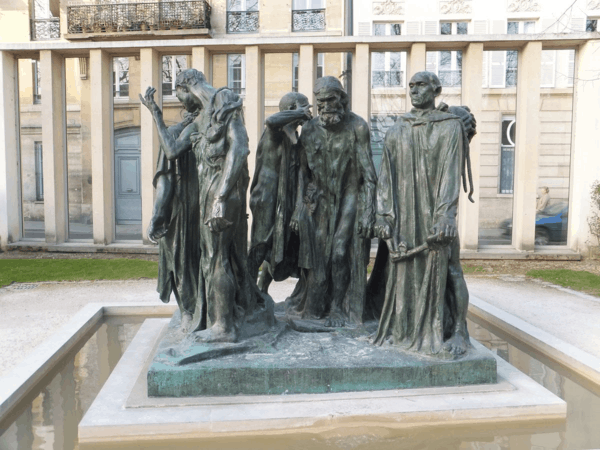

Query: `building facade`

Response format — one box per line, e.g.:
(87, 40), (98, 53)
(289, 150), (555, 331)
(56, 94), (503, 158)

(0, 0), (599, 256)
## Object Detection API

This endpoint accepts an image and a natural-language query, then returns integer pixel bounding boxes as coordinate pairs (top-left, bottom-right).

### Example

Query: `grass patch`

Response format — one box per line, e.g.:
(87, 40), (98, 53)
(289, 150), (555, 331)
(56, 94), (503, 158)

(463, 265), (485, 274)
(0, 259), (158, 287)
(527, 269), (600, 296)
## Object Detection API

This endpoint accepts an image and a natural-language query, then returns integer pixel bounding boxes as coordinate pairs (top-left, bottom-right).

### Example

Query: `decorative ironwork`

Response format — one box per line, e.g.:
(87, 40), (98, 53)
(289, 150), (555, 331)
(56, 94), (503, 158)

(373, 0), (404, 15)
(67, 0), (211, 35)
(31, 18), (60, 40)
(440, 0), (472, 14)
(372, 70), (403, 88)
(226, 11), (259, 33)
(507, 0), (540, 12)
(292, 9), (325, 32)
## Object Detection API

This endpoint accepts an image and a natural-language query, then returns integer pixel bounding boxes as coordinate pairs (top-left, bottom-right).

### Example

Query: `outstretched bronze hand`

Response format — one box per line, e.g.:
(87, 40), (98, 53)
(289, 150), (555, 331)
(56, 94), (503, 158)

(139, 87), (160, 113)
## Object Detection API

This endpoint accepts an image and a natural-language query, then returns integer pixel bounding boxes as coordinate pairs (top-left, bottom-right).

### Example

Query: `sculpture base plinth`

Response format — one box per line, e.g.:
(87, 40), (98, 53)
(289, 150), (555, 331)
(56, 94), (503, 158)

(147, 312), (497, 397)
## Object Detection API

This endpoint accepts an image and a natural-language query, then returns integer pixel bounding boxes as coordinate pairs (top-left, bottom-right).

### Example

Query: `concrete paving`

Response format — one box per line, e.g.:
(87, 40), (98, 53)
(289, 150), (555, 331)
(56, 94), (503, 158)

(1, 274), (599, 378)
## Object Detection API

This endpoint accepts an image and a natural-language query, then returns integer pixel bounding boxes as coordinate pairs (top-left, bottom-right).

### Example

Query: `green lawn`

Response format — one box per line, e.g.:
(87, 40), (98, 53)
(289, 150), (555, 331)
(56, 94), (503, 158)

(527, 269), (600, 297)
(0, 259), (158, 287)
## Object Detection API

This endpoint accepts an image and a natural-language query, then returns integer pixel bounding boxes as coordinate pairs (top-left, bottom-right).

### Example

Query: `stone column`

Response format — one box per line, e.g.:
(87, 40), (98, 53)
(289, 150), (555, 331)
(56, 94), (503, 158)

(0, 51), (21, 248)
(192, 47), (211, 83)
(569, 40), (600, 255)
(458, 43), (483, 250)
(352, 44), (370, 122)
(40, 50), (68, 244)
(140, 48), (161, 245)
(298, 44), (315, 112)
(513, 42), (542, 252)
(408, 43), (426, 80)
(244, 46), (263, 234)
(90, 50), (114, 245)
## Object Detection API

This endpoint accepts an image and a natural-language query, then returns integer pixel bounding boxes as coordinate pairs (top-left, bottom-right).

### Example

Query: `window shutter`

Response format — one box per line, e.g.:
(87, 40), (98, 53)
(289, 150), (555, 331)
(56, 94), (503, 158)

(482, 51), (489, 88)
(406, 21), (421, 35)
(358, 22), (371, 36)
(491, 20), (505, 34)
(490, 51), (506, 88)
(541, 18), (557, 33)
(570, 17), (585, 32)
(426, 52), (438, 75)
(424, 20), (438, 35)
(473, 20), (488, 35)
(540, 50), (556, 88)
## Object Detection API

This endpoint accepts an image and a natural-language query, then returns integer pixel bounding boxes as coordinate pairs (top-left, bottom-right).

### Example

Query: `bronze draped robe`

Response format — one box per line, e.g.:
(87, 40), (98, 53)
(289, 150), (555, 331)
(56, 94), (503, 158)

(369, 107), (465, 354)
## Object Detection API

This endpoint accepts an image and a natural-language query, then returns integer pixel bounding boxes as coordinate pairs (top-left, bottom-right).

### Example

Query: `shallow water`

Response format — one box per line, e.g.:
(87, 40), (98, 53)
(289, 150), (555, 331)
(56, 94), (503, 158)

(0, 316), (599, 450)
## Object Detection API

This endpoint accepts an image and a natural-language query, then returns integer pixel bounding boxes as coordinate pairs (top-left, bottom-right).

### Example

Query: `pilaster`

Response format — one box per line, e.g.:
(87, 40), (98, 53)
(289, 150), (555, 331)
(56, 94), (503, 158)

(298, 44), (316, 112)
(458, 43), (483, 250)
(513, 41), (542, 251)
(408, 43), (427, 80)
(192, 47), (211, 82)
(40, 50), (68, 244)
(0, 51), (21, 248)
(90, 50), (114, 244)
(352, 44), (371, 122)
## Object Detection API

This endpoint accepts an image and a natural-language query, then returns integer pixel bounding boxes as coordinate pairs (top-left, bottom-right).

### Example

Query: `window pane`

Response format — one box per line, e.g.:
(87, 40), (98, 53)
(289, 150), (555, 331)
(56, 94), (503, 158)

(524, 21), (535, 34)
(507, 21), (518, 34)
(506, 50), (518, 87)
(586, 19), (598, 32)
(373, 24), (385, 36)
(440, 22), (451, 35)
(391, 23), (401, 35)
(457, 22), (468, 35)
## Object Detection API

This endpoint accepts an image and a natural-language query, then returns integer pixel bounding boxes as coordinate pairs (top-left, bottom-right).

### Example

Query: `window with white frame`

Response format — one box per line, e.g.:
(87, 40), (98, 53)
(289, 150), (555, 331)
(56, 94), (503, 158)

(505, 21), (535, 87)
(34, 142), (44, 201)
(372, 52), (404, 88)
(499, 116), (516, 194)
(32, 60), (41, 104)
(425, 22), (467, 87)
(292, 53), (323, 92)
(373, 22), (401, 36)
(587, 18), (598, 32)
(162, 55), (188, 97)
(113, 57), (129, 98)
(227, 54), (246, 96)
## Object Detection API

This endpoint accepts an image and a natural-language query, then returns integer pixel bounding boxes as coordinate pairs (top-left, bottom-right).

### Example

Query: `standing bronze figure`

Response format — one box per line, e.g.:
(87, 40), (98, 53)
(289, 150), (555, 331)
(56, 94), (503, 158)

(368, 71), (475, 357)
(141, 69), (253, 343)
(248, 92), (312, 292)
(286, 76), (378, 327)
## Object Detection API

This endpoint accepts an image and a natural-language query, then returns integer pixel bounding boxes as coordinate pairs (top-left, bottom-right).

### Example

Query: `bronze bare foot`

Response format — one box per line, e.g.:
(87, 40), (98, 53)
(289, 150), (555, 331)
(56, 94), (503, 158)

(192, 324), (238, 343)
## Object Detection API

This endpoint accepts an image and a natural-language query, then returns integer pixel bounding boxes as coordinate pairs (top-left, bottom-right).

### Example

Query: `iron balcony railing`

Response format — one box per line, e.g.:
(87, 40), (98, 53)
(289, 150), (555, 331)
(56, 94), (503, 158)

(292, 8), (325, 32)
(372, 70), (404, 88)
(31, 18), (61, 40)
(226, 11), (259, 33)
(67, 0), (211, 35)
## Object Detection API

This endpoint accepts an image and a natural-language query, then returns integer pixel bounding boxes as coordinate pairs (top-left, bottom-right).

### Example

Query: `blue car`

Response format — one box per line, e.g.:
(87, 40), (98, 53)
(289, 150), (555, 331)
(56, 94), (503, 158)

(500, 202), (568, 245)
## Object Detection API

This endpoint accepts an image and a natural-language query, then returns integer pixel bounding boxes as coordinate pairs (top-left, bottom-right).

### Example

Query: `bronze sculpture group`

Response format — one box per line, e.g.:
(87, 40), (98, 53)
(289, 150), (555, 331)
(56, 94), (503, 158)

(142, 68), (476, 359)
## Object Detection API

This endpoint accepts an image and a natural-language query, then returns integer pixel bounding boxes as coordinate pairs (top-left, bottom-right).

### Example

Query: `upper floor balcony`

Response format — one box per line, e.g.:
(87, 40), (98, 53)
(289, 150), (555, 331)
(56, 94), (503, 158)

(66, 0), (211, 40)
(31, 18), (61, 40)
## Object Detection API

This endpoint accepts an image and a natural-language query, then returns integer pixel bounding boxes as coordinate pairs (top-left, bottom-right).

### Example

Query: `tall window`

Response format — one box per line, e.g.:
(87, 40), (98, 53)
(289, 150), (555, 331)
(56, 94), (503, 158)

(292, 0), (325, 31)
(227, 54), (246, 95)
(505, 21), (535, 87)
(373, 22), (401, 36)
(113, 57), (129, 98)
(499, 117), (516, 194)
(34, 142), (44, 201)
(425, 22), (467, 87)
(162, 55), (188, 97)
(291, 53), (323, 92)
(32, 60), (41, 104)
(227, 0), (259, 33)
